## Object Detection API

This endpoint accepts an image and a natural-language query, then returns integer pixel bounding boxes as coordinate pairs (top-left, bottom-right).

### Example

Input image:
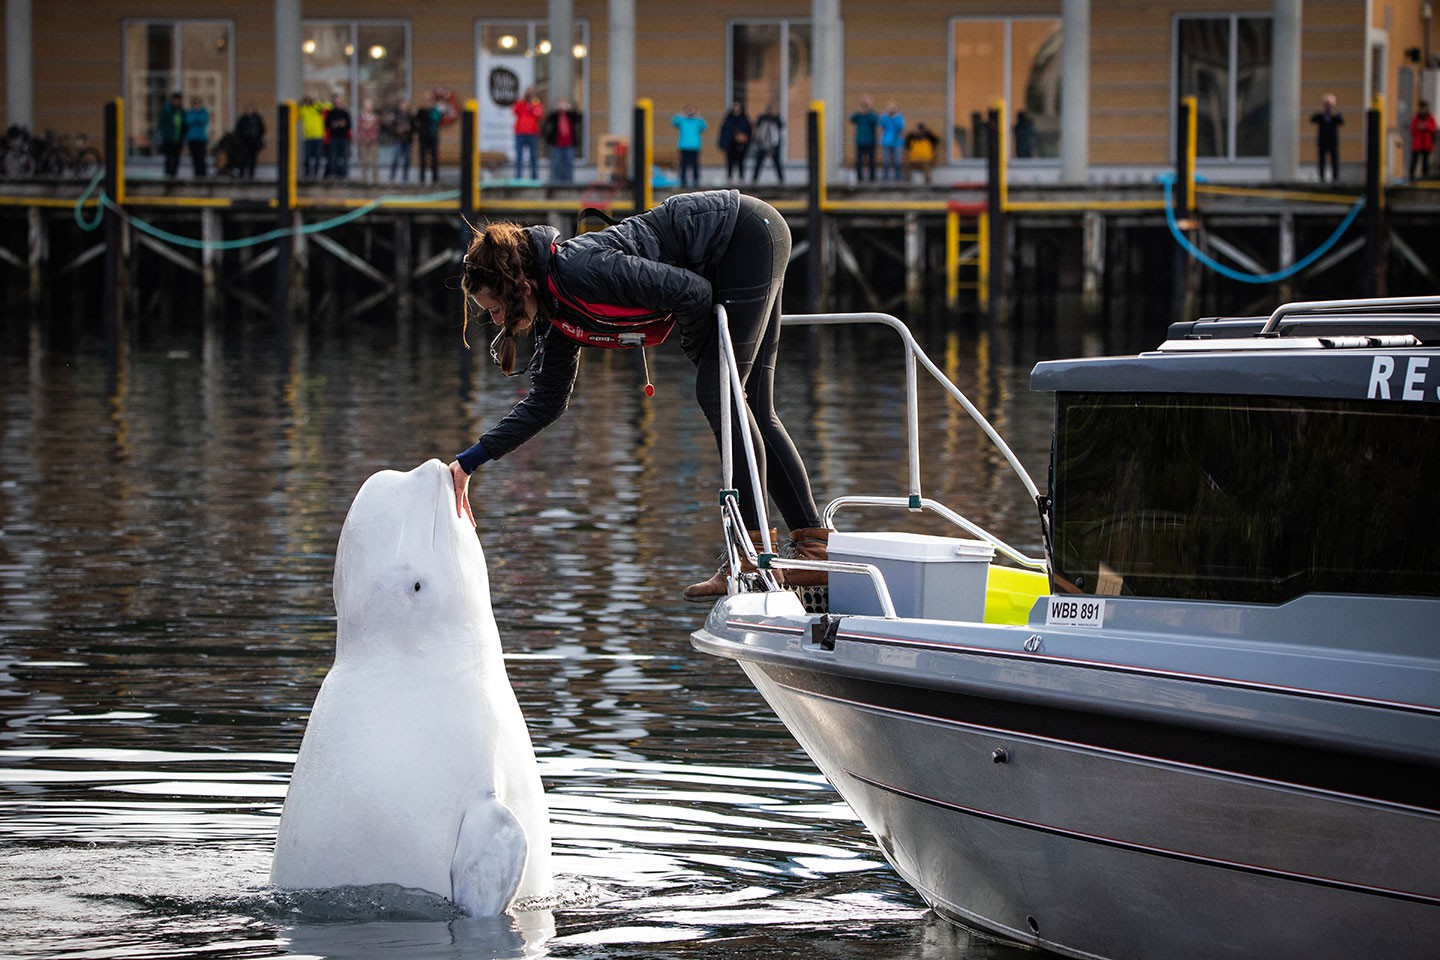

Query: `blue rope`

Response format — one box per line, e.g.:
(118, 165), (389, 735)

(1159, 172), (1366, 284)
(72, 167), (459, 250)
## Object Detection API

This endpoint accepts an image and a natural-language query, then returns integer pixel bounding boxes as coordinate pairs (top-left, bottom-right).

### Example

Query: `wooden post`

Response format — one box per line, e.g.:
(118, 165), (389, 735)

(1082, 209), (1104, 318)
(984, 106), (1005, 328)
(632, 98), (653, 212)
(1364, 98), (1386, 297)
(27, 206), (46, 303)
(904, 211), (922, 316)
(102, 98), (123, 354)
(274, 100), (297, 340)
(945, 203), (960, 312)
(1278, 211), (1295, 303)
(806, 104), (825, 312)
(1172, 95), (1198, 321)
(461, 100), (479, 224)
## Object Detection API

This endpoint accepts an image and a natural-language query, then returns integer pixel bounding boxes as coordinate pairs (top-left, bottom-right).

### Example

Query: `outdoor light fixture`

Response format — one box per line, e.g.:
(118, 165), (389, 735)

(302, 39), (316, 54)
(344, 43), (355, 57)
(499, 35), (517, 49)
(369, 45), (386, 60)
(573, 43), (588, 59)
(537, 39), (553, 55)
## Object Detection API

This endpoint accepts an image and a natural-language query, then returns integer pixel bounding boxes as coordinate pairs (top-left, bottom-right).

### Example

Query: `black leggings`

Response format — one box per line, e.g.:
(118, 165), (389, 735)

(692, 195), (821, 532)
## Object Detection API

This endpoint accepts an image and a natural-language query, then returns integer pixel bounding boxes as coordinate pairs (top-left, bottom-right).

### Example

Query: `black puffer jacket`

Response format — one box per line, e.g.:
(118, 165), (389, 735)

(457, 190), (741, 470)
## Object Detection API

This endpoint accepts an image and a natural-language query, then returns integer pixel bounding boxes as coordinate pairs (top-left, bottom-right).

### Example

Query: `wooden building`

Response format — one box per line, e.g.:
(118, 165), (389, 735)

(3, 1), (1436, 186)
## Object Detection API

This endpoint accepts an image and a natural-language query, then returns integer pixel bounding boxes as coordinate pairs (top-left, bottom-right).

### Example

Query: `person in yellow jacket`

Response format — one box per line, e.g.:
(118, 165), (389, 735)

(298, 93), (331, 179)
(903, 121), (939, 184)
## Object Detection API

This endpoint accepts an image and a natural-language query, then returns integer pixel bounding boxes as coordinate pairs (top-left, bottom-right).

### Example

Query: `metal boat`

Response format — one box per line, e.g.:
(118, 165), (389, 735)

(690, 299), (1440, 960)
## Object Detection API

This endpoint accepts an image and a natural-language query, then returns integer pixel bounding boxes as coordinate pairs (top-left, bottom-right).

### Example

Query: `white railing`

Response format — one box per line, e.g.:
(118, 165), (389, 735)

(713, 308), (1049, 607)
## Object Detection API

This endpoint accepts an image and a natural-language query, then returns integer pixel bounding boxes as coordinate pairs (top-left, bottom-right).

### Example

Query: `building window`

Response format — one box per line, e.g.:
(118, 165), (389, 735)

(728, 21), (813, 163)
(1175, 14), (1272, 160)
(123, 20), (233, 156)
(475, 20), (590, 159)
(303, 21), (409, 120)
(951, 17), (1062, 162)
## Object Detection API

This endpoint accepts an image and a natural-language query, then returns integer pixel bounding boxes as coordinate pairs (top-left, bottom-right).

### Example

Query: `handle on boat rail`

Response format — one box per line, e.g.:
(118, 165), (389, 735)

(823, 495), (1050, 572)
(769, 558), (900, 619)
(1261, 296), (1440, 336)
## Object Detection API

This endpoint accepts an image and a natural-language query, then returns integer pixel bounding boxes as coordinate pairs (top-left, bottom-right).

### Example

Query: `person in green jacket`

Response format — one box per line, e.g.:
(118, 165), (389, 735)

(156, 91), (185, 178)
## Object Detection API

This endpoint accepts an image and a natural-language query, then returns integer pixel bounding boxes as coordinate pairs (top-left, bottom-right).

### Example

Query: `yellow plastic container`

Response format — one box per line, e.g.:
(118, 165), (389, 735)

(984, 565), (1050, 625)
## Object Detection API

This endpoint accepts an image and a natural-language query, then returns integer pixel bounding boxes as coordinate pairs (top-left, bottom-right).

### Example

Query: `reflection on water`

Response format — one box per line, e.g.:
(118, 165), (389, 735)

(0, 317), (1052, 959)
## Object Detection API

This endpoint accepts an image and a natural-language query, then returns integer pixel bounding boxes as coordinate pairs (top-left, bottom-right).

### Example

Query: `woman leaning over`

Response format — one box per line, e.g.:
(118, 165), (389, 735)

(448, 189), (829, 600)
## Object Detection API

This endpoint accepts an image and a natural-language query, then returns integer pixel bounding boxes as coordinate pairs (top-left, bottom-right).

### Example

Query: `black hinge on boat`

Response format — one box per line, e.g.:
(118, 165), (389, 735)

(810, 614), (842, 651)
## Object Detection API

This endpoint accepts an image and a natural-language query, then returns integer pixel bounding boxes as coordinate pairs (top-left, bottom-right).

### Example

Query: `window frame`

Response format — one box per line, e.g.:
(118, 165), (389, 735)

(947, 15), (1064, 166)
(473, 18), (591, 161)
(1171, 12), (1274, 164)
(725, 18), (815, 164)
(301, 19), (412, 120)
(120, 18), (236, 158)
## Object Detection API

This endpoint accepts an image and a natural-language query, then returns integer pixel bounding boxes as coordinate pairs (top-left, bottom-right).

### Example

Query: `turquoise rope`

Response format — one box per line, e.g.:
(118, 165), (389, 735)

(72, 167), (459, 250)
(1159, 172), (1366, 284)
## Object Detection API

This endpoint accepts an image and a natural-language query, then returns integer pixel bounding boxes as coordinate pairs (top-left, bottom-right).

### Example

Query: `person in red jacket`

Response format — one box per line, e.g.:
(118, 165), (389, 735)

(1410, 100), (1436, 181)
(513, 87), (544, 181)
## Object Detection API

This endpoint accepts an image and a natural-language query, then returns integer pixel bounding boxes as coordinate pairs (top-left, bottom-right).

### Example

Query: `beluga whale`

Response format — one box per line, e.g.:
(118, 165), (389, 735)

(271, 458), (552, 915)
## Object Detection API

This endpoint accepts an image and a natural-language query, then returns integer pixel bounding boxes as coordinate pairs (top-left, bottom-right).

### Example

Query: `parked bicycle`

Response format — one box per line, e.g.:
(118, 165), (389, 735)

(1, 126), (102, 179)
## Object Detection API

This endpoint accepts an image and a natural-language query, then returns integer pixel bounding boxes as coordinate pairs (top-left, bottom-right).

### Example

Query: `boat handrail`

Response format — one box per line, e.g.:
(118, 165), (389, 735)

(714, 307), (1048, 580)
(823, 495), (1049, 571)
(1259, 295), (1440, 336)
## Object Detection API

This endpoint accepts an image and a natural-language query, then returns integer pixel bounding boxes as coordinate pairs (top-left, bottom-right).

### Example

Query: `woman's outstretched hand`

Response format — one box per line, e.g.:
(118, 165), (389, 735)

(448, 460), (476, 528)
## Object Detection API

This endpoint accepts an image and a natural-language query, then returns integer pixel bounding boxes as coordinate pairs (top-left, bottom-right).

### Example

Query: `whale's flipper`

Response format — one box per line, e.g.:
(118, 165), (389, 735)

(450, 792), (528, 916)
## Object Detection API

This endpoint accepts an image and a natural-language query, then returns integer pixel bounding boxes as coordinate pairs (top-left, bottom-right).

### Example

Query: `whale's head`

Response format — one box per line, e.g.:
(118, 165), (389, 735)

(332, 459), (494, 659)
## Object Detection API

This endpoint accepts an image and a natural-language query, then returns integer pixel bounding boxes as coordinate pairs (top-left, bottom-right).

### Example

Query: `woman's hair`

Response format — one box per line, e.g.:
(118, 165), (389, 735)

(460, 220), (537, 375)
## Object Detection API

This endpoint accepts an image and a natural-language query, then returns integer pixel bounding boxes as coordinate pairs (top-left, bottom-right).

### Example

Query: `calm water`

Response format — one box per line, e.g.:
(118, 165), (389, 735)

(0, 314), (1058, 960)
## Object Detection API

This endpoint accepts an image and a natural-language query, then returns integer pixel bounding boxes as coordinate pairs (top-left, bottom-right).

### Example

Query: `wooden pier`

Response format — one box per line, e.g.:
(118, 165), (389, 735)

(2, 98), (1438, 347)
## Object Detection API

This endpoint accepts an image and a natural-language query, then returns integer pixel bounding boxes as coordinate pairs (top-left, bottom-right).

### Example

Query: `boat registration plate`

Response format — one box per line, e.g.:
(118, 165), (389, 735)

(1045, 597), (1106, 628)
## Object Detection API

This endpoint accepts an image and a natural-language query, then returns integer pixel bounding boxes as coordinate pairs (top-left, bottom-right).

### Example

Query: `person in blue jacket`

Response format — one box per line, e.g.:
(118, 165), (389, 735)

(183, 96), (210, 177)
(449, 189), (830, 599)
(672, 105), (708, 189)
(878, 101), (906, 182)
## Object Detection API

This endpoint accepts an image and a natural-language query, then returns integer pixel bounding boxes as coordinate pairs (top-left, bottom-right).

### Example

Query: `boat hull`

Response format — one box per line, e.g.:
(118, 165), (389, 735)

(695, 593), (1440, 960)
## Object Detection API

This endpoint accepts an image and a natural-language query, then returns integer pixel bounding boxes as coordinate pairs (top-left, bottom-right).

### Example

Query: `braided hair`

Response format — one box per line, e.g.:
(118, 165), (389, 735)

(460, 221), (539, 375)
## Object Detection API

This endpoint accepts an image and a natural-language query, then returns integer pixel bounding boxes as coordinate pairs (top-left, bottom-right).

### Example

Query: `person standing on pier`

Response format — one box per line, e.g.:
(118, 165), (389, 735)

(157, 92), (185, 179)
(1410, 101), (1436, 182)
(751, 103), (784, 184)
(513, 87), (544, 181)
(298, 94), (329, 179)
(542, 97), (583, 184)
(388, 98), (414, 182)
(416, 93), (442, 184)
(1311, 94), (1343, 182)
(849, 97), (879, 182)
(235, 104), (265, 179)
(672, 105), (708, 189)
(183, 96), (210, 178)
(448, 189), (831, 600)
(356, 98), (381, 183)
(324, 94), (353, 178)
(718, 100), (752, 183)
(878, 101), (906, 182)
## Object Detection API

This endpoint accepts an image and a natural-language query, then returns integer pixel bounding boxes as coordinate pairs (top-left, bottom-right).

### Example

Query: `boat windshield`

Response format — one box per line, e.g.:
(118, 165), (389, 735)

(1050, 392), (1440, 603)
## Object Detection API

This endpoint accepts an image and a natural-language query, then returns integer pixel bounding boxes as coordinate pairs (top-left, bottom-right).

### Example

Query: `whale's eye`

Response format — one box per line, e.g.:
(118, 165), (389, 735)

(413, 581), (422, 592)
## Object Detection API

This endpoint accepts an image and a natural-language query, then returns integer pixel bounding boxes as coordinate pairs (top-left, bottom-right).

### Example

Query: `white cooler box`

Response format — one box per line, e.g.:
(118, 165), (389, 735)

(828, 531), (995, 620)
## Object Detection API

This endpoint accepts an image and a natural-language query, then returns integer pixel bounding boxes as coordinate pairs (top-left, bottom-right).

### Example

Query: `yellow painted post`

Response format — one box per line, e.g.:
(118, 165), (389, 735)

(461, 99), (480, 221)
(992, 98), (1008, 211)
(977, 211), (990, 315)
(281, 99), (297, 213)
(636, 97), (654, 211)
(811, 99), (827, 209)
(945, 204), (959, 310)
(1183, 94), (1197, 214)
(111, 97), (126, 206)
(1372, 94), (1386, 203)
